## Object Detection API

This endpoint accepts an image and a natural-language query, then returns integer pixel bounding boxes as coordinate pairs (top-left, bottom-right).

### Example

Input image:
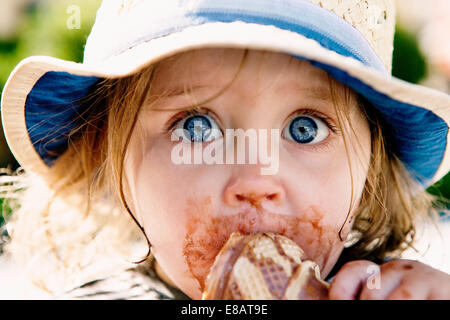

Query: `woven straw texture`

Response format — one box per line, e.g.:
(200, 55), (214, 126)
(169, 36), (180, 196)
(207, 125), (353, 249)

(308, 0), (396, 72)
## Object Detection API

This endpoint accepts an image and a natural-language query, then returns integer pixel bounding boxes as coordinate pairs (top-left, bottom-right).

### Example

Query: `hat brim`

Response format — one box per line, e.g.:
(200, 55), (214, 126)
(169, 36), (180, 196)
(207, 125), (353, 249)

(2, 22), (450, 185)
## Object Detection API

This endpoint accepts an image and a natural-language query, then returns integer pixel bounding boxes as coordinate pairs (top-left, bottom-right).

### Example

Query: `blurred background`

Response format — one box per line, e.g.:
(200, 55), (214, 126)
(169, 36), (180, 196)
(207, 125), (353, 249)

(0, 0), (101, 239)
(0, 0), (449, 298)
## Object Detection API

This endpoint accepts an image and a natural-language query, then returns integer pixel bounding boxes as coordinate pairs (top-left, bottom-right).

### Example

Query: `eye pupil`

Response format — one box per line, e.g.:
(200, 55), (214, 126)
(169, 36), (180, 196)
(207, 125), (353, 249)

(289, 116), (318, 143)
(184, 115), (212, 142)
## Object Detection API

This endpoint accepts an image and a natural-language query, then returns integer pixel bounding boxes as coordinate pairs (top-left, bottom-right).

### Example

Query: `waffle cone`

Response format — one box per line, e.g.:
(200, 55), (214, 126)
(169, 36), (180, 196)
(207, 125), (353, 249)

(202, 232), (329, 300)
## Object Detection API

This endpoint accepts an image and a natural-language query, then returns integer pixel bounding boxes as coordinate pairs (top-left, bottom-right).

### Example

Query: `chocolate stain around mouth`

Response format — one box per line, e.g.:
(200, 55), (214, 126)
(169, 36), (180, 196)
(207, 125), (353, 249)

(182, 195), (341, 291)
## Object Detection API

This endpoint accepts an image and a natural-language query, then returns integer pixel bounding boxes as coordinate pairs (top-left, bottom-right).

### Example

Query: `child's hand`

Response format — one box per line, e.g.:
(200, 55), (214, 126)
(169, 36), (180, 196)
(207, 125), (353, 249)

(329, 259), (450, 300)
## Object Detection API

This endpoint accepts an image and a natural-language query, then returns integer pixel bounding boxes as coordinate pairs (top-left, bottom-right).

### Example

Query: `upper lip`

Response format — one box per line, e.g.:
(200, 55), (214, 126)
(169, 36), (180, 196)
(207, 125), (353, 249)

(225, 201), (293, 217)
(222, 207), (295, 236)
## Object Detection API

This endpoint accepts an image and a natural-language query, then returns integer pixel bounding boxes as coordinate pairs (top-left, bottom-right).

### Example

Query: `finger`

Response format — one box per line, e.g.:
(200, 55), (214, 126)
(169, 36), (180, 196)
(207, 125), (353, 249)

(428, 285), (450, 300)
(359, 260), (403, 300)
(387, 279), (430, 300)
(427, 273), (450, 299)
(329, 260), (379, 300)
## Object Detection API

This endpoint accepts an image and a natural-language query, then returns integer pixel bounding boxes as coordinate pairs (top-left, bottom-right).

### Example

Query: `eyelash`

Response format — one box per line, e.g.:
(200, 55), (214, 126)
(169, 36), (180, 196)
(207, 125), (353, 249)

(164, 107), (218, 133)
(164, 107), (340, 149)
(286, 108), (339, 134)
(283, 109), (340, 152)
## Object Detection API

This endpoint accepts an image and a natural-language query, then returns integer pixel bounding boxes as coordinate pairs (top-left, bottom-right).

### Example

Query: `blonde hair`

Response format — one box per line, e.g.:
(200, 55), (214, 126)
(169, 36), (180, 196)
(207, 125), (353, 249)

(2, 50), (444, 294)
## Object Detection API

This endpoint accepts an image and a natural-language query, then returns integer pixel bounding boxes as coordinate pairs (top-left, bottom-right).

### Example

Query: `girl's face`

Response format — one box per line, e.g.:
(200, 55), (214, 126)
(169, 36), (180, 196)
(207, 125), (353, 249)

(124, 48), (371, 299)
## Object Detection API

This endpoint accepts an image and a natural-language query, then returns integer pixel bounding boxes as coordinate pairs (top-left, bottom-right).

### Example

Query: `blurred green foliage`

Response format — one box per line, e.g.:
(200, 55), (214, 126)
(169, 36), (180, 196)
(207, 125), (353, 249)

(0, 199), (9, 229)
(392, 25), (428, 84)
(427, 173), (450, 214)
(0, 197), (15, 254)
(0, 0), (101, 92)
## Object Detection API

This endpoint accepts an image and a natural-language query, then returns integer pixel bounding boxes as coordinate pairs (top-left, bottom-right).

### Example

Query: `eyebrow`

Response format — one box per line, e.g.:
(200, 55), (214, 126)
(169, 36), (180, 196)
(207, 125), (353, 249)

(153, 84), (330, 98)
(148, 81), (334, 109)
(145, 84), (222, 111)
(152, 84), (213, 100)
(298, 86), (333, 102)
(275, 79), (333, 100)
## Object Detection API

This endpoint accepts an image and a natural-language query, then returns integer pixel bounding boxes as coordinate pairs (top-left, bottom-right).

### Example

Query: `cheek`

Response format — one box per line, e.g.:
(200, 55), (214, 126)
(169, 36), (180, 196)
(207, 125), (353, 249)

(280, 143), (368, 271)
(129, 145), (228, 297)
(131, 162), (198, 295)
(132, 140), (194, 239)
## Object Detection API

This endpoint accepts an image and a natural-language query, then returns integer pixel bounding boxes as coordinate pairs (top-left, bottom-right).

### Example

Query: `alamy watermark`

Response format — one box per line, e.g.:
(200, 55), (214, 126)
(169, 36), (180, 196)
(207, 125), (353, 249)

(170, 122), (280, 175)
(366, 265), (381, 290)
(66, 5), (81, 30)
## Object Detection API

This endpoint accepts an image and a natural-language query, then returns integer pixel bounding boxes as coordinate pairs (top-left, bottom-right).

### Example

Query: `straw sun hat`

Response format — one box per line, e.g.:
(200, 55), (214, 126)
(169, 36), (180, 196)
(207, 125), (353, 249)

(1, 0), (450, 186)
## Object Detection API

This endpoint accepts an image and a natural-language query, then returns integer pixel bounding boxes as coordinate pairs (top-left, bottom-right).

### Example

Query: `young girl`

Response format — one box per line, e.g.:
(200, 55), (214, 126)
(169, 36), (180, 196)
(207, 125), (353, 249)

(1, 0), (450, 300)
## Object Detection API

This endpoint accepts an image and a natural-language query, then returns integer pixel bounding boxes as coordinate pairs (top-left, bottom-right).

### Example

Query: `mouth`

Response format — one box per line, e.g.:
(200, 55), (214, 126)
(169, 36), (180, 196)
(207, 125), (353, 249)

(182, 203), (318, 291)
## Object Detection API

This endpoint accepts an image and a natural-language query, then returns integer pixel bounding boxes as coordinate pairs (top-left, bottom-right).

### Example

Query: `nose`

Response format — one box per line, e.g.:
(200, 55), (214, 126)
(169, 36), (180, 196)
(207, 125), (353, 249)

(223, 174), (286, 209)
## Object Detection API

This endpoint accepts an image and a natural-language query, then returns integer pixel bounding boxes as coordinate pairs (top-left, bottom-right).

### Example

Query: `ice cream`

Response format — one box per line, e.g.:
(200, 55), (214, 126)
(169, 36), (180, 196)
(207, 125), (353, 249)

(202, 232), (329, 300)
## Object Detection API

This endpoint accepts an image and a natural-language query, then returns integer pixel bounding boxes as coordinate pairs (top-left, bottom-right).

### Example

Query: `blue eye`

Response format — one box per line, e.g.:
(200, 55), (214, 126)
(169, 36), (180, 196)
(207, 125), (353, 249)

(174, 114), (222, 142)
(283, 116), (329, 144)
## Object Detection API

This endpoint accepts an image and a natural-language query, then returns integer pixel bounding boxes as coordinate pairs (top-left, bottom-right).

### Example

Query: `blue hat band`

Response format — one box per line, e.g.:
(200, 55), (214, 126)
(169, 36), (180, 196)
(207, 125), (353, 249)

(106, 0), (387, 73)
